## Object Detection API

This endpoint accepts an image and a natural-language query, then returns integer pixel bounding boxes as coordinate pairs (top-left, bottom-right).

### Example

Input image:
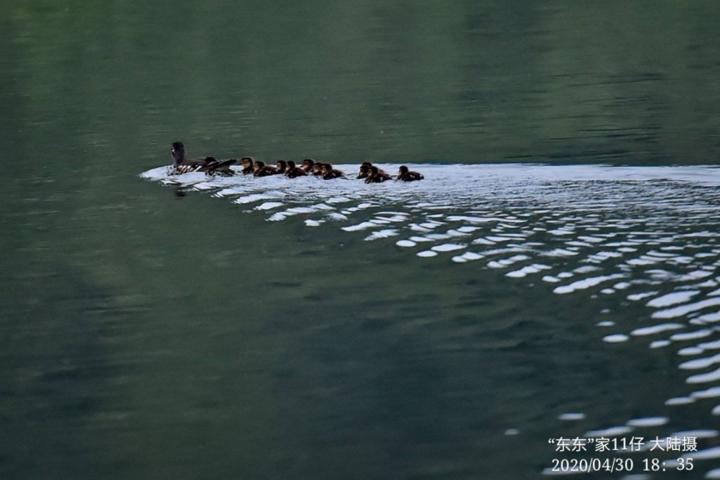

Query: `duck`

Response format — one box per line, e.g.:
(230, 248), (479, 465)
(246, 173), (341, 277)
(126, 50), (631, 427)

(275, 160), (288, 174)
(357, 161), (372, 179)
(396, 165), (423, 182)
(170, 141), (208, 174)
(285, 160), (307, 178)
(253, 161), (278, 177)
(321, 163), (344, 180)
(301, 159), (315, 173)
(240, 157), (256, 175)
(365, 165), (392, 183)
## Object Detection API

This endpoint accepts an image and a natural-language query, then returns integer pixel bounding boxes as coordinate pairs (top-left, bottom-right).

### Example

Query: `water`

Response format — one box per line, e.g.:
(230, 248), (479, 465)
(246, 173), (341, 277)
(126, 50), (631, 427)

(2, 1), (720, 479)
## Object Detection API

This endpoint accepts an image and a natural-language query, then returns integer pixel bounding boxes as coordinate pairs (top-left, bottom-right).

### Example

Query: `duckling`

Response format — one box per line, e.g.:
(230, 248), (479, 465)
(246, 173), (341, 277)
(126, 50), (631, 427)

(301, 159), (315, 173)
(396, 165), (424, 182)
(275, 160), (288, 174)
(253, 161), (278, 177)
(357, 161), (372, 179)
(285, 160), (307, 178)
(321, 163), (344, 180)
(171, 141), (207, 174)
(365, 165), (392, 183)
(240, 157), (255, 175)
(312, 163), (324, 176)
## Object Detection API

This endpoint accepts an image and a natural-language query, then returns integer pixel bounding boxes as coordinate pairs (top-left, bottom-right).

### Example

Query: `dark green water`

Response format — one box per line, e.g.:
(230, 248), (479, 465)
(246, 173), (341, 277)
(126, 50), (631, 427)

(2, 2), (720, 479)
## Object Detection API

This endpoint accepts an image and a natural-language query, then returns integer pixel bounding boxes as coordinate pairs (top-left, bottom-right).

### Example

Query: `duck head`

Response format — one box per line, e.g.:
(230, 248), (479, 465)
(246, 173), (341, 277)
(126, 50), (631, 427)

(171, 141), (186, 165)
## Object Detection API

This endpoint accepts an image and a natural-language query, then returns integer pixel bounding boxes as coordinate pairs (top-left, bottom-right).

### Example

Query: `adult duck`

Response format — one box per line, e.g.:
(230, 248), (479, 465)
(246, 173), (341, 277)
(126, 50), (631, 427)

(171, 141), (207, 174)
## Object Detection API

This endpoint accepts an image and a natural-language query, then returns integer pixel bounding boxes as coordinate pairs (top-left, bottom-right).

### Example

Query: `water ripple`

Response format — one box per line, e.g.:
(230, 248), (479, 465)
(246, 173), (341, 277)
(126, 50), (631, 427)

(142, 163), (720, 475)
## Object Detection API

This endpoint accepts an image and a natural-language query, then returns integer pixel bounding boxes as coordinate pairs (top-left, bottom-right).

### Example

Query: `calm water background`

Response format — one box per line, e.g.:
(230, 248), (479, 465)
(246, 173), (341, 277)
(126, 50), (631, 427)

(1, 1), (719, 479)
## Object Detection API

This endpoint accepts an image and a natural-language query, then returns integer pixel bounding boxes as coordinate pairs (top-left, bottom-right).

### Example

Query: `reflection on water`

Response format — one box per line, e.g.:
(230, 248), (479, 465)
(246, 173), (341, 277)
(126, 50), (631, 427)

(2, 1), (720, 479)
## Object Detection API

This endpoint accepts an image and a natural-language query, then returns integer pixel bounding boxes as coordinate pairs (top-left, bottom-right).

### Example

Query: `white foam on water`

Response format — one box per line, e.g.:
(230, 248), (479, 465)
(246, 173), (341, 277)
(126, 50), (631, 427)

(487, 255), (530, 269)
(558, 413), (586, 421)
(628, 291), (659, 301)
(631, 323), (684, 336)
(409, 236), (436, 243)
(698, 339), (720, 351)
(671, 329), (714, 342)
(553, 274), (625, 295)
(653, 298), (720, 320)
(445, 229), (470, 238)
(452, 252), (483, 262)
(626, 417), (668, 427)
(691, 386), (720, 400)
(679, 347), (705, 356)
(327, 196), (352, 204)
(234, 193), (283, 204)
(647, 290), (700, 308)
(485, 236), (515, 243)
(603, 334), (629, 343)
(679, 270), (715, 281)
(698, 310), (720, 323)
(255, 201), (284, 211)
(585, 426), (633, 438)
(327, 212), (348, 221)
(574, 266), (601, 274)
(268, 212), (289, 222)
(671, 429), (719, 439)
(342, 222), (379, 232)
(417, 250), (438, 258)
(365, 229), (398, 241)
(431, 243), (466, 253)
(706, 468), (720, 479)
(506, 264), (551, 278)
(683, 446), (720, 460)
(287, 206), (316, 215)
(396, 240), (416, 248)
(687, 368), (720, 384)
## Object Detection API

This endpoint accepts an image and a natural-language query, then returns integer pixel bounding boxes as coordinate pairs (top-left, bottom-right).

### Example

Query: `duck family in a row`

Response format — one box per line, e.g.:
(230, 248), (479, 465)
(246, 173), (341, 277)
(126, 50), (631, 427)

(170, 142), (424, 183)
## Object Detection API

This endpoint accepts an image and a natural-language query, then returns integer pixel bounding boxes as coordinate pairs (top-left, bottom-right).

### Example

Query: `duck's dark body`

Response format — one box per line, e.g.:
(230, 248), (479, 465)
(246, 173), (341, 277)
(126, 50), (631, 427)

(396, 165), (423, 182)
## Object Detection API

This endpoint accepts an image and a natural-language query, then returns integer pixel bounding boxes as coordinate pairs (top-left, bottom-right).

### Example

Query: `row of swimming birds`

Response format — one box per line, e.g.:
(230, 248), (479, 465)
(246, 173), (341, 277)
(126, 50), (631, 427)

(170, 141), (424, 183)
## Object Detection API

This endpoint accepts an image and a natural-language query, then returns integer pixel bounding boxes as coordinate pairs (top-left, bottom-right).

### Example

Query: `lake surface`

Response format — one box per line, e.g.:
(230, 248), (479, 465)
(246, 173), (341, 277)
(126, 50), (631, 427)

(1, 2), (720, 479)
